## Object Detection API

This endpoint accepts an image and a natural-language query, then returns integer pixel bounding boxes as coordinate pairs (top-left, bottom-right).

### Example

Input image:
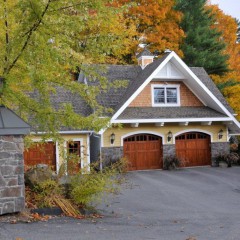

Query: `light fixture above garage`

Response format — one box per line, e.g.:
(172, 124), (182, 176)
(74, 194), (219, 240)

(218, 129), (223, 140)
(110, 133), (115, 144)
(167, 131), (173, 142)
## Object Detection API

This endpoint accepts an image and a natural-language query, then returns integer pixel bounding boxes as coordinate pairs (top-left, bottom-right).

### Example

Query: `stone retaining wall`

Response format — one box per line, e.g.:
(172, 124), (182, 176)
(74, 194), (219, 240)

(0, 136), (25, 215)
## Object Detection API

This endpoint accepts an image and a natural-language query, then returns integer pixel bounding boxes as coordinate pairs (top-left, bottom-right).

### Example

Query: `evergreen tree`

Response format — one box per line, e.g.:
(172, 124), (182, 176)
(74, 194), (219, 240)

(236, 19), (240, 44)
(175, 0), (229, 75)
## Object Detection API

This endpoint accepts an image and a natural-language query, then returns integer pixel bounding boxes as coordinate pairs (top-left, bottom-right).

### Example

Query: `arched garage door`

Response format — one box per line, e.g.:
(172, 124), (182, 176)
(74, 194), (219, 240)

(175, 132), (211, 167)
(124, 134), (163, 171)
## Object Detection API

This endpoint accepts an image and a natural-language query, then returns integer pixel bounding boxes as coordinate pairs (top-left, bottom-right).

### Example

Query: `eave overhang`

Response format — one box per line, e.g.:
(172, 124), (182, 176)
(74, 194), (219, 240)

(111, 117), (232, 124)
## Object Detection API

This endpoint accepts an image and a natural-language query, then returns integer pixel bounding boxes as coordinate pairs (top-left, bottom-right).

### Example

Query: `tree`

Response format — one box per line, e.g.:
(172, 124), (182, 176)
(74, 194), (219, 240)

(114, 0), (184, 63)
(206, 4), (240, 118)
(175, 0), (229, 75)
(236, 19), (240, 44)
(0, 0), (133, 138)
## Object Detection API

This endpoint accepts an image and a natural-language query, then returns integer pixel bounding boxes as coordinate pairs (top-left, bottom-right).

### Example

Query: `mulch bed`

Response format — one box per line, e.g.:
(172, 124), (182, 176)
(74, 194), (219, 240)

(0, 206), (102, 224)
(0, 210), (54, 224)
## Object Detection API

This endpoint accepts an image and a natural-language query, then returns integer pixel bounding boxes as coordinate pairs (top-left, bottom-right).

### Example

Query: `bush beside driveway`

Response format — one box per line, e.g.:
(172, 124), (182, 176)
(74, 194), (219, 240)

(1, 167), (240, 240)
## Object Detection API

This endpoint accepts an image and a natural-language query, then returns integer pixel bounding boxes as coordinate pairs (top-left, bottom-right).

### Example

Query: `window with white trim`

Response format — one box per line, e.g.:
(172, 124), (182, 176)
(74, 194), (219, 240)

(152, 84), (180, 106)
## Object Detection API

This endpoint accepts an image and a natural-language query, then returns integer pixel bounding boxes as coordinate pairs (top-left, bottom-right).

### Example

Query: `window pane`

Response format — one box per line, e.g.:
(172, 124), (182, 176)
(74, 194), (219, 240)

(166, 88), (177, 103)
(154, 88), (165, 103)
(68, 141), (80, 156)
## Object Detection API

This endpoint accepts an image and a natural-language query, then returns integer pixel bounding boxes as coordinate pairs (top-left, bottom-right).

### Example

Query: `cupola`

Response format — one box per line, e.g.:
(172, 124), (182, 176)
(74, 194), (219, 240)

(136, 49), (154, 69)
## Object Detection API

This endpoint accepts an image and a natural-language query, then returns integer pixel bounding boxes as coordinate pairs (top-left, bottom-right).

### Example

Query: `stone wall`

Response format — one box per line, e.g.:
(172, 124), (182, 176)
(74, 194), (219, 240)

(0, 135), (25, 215)
(211, 142), (230, 166)
(101, 143), (230, 169)
(163, 144), (176, 157)
(101, 147), (123, 167)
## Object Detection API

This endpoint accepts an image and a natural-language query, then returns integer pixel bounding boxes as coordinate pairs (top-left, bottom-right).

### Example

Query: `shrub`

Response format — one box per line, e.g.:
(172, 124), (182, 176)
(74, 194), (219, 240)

(31, 180), (64, 208)
(69, 158), (127, 206)
(215, 152), (240, 167)
(163, 155), (181, 170)
(25, 157), (127, 216)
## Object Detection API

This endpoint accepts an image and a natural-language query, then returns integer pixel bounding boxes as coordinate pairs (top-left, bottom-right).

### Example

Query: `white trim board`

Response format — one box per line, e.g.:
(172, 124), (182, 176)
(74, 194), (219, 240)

(120, 131), (165, 146)
(151, 84), (180, 107)
(172, 129), (214, 143)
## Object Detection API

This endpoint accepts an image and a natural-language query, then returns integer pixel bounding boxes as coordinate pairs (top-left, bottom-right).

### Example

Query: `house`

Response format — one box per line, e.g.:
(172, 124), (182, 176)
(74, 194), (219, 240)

(24, 49), (240, 171)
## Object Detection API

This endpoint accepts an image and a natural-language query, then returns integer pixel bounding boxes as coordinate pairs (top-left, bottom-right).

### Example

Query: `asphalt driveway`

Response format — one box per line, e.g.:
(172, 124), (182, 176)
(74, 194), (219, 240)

(1, 167), (240, 240)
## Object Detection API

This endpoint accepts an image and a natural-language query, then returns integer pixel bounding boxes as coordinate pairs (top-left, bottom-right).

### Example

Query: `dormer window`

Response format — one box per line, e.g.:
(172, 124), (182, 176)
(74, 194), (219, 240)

(152, 84), (180, 106)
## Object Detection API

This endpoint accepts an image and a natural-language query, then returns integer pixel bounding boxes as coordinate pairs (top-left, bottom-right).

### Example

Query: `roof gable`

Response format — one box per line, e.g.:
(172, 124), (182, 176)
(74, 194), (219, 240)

(110, 51), (240, 131)
(154, 62), (185, 79)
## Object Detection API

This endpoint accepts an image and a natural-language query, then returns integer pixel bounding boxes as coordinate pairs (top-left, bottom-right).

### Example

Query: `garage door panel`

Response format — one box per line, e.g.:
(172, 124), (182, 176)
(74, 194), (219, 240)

(24, 142), (56, 170)
(124, 134), (162, 170)
(186, 140), (197, 149)
(124, 142), (137, 170)
(176, 132), (211, 167)
(197, 140), (208, 149)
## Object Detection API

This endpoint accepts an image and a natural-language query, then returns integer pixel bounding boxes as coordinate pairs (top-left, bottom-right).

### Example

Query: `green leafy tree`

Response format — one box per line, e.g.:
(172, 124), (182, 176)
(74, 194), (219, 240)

(0, 0), (132, 138)
(175, 0), (229, 75)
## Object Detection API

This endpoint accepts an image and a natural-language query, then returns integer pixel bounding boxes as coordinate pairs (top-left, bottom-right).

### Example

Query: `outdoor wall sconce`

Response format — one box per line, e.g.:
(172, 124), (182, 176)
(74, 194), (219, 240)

(218, 129), (223, 140)
(110, 133), (115, 144)
(167, 131), (173, 142)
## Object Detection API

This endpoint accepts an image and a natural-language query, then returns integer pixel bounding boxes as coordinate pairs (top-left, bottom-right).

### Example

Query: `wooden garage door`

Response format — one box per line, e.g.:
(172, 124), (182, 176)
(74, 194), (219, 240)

(24, 142), (56, 170)
(124, 134), (163, 171)
(176, 132), (211, 167)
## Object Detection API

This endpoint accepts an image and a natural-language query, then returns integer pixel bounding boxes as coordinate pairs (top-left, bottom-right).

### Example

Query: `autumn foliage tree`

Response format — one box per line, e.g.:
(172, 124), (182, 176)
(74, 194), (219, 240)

(0, 0), (134, 137)
(206, 4), (240, 118)
(114, 0), (184, 63)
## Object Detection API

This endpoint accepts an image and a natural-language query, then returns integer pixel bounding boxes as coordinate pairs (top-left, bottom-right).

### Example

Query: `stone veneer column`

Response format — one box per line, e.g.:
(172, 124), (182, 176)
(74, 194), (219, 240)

(211, 142), (230, 166)
(101, 147), (124, 167)
(0, 135), (25, 215)
(163, 144), (176, 157)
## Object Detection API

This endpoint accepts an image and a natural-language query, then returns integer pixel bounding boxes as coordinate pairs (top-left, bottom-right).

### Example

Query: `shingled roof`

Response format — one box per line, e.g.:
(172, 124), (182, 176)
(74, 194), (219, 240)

(28, 52), (236, 131)
(190, 67), (234, 114)
(50, 86), (93, 117)
(117, 107), (228, 120)
(0, 106), (30, 135)
(95, 65), (142, 110)
(93, 59), (234, 117)
(46, 56), (234, 120)
(136, 48), (154, 59)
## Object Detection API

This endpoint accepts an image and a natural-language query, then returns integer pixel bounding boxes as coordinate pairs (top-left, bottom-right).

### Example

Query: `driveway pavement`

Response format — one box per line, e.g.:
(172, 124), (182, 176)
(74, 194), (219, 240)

(1, 167), (240, 240)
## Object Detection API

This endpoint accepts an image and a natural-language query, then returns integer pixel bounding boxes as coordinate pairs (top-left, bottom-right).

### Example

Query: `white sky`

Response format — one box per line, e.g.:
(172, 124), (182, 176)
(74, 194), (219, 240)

(210, 0), (240, 20)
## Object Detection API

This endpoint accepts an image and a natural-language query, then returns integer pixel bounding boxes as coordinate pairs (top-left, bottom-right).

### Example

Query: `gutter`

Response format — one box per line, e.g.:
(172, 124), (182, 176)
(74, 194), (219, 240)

(30, 130), (94, 135)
